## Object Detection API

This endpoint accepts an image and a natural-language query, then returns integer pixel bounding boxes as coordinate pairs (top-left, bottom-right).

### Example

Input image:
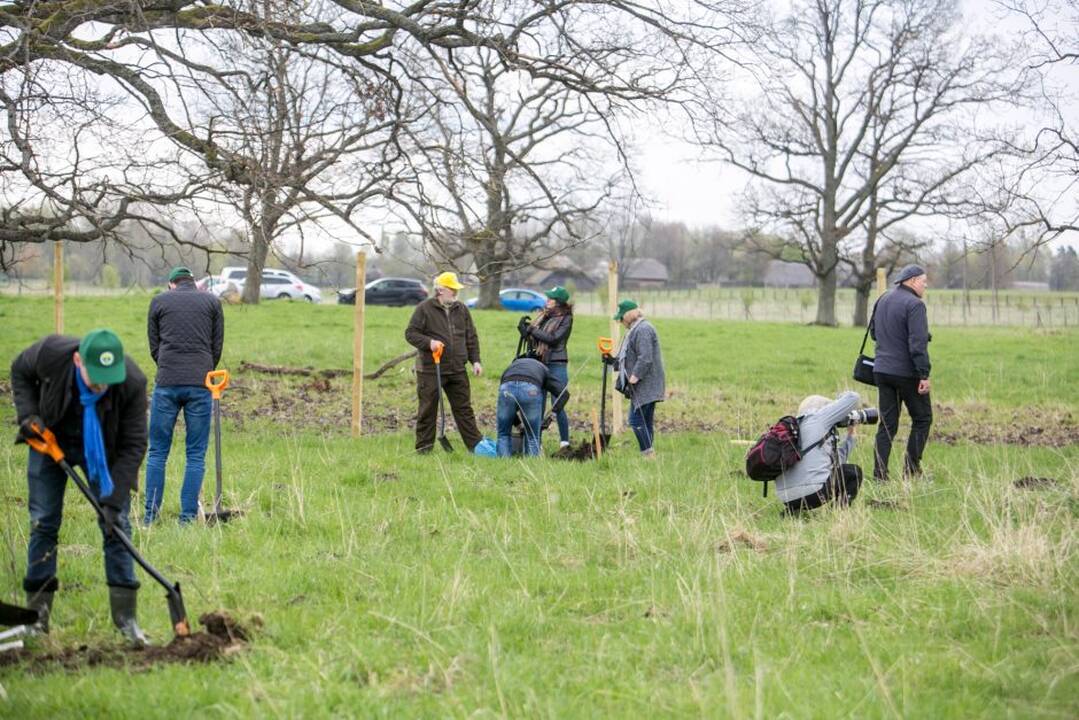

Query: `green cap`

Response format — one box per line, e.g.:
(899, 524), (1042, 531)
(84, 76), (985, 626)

(613, 299), (638, 321)
(168, 266), (194, 283)
(78, 329), (126, 385)
(545, 285), (570, 304)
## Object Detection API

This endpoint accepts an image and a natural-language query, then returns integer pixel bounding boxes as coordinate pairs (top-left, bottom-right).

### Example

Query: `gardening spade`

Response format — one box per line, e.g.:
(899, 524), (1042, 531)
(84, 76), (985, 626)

(24, 424), (192, 639)
(0, 601), (37, 654)
(203, 369), (239, 524)
(597, 337), (615, 441)
(432, 344), (453, 452)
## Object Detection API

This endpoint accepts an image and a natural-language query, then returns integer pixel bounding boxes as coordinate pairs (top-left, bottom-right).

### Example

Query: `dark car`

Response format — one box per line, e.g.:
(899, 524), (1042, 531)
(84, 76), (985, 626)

(338, 277), (428, 306)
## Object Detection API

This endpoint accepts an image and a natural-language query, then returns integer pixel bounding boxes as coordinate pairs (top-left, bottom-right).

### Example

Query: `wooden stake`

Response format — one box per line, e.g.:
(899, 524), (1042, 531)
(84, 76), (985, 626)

(351, 252), (366, 438)
(53, 242), (63, 334)
(876, 267), (886, 298)
(591, 406), (602, 460)
(608, 260), (622, 433)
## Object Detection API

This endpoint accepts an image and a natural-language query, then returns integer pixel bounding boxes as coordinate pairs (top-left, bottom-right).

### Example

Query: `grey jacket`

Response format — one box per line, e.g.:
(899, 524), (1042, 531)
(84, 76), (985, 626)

(148, 282), (225, 387)
(615, 318), (666, 406)
(870, 286), (931, 379)
(774, 391), (859, 503)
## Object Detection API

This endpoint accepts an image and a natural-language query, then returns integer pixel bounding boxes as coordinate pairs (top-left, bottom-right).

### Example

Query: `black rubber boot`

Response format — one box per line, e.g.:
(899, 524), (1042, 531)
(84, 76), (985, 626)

(108, 586), (149, 648)
(25, 590), (54, 635)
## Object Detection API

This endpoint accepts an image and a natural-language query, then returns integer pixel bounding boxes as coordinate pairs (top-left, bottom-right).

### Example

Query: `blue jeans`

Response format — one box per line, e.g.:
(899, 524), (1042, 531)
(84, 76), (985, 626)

(547, 363), (570, 443)
(496, 381), (544, 457)
(628, 400), (657, 453)
(145, 385), (212, 523)
(24, 450), (138, 591)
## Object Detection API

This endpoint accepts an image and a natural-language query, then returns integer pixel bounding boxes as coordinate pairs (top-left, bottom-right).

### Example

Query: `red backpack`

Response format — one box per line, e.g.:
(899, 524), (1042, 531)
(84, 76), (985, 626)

(744, 416), (827, 497)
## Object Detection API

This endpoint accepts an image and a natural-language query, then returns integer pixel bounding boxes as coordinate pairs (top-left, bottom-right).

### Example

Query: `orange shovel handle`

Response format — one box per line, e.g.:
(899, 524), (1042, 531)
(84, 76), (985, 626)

(25, 423), (65, 464)
(205, 369), (230, 399)
(432, 344), (444, 364)
(597, 337), (614, 357)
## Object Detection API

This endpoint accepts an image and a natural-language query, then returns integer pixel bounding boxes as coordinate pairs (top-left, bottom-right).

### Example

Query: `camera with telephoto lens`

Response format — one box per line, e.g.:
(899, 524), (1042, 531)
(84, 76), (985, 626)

(836, 408), (879, 427)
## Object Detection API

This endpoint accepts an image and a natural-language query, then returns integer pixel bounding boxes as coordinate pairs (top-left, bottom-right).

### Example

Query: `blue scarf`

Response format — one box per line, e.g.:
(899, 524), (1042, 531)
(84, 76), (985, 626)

(75, 367), (114, 499)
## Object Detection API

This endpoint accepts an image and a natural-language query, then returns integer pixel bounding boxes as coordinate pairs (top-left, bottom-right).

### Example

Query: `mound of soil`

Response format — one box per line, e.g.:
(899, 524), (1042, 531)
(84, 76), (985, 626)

(0, 610), (253, 673)
(1013, 476), (1060, 490)
(551, 435), (610, 461)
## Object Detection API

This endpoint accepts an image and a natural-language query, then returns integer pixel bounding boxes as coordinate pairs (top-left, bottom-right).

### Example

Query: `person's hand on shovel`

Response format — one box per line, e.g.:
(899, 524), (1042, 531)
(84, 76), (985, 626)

(429, 339), (444, 354)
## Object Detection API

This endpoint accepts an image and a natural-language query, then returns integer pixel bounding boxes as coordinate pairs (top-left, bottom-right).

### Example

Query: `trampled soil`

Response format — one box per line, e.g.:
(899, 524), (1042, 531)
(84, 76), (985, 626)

(223, 369), (1079, 449)
(0, 611), (253, 673)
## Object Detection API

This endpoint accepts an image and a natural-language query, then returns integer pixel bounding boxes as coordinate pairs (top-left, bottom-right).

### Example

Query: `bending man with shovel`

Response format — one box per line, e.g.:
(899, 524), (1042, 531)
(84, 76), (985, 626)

(10, 329), (152, 645)
(405, 272), (484, 454)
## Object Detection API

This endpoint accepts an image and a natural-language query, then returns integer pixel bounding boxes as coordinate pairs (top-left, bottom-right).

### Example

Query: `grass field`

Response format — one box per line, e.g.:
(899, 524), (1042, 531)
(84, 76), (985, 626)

(0, 297), (1076, 718)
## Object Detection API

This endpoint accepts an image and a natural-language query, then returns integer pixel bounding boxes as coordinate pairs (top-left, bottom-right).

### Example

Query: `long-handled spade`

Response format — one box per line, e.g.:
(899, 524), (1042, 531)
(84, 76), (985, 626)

(203, 369), (238, 524)
(597, 337), (615, 443)
(432, 344), (453, 452)
(25, 424), (191, 638)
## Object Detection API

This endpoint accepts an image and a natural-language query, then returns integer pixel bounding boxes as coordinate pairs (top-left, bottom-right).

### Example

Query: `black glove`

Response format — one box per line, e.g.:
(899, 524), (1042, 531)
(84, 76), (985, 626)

(541, 414), (553, 430)
(17, 415), (45, 442)
(100, 503), (122, 536)
(517, 316), (531, 337)
(603, 355), (619, 370)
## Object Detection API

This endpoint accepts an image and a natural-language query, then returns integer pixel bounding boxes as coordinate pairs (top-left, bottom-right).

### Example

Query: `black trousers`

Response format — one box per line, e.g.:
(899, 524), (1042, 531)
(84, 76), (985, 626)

(874, 372), (933, 480)
(784, 464), (863, 514)
(415, 371), (483, 452)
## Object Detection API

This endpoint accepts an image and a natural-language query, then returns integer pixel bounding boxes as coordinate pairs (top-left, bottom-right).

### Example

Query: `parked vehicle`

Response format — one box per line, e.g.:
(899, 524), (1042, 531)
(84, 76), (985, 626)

(337, 277), (428, 306)
(215, 267), (321, 303)
(466, 288), (547, 312)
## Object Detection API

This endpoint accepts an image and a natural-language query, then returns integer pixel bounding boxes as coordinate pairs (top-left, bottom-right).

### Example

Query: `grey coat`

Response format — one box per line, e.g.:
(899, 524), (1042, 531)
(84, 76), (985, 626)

(774, 391), (859, 503)
(616, 318), (666, 406)
(869, 286), (931, 379)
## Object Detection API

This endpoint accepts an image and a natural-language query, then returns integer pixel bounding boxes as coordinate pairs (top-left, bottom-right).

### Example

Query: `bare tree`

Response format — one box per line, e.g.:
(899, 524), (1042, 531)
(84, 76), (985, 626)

(397, 39), (624, 306)
(692, 0), (1028, 325)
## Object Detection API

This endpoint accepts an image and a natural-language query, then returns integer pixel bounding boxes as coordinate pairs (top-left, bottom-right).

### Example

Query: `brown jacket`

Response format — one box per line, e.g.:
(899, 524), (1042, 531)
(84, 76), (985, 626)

(405, 298), (481, 374)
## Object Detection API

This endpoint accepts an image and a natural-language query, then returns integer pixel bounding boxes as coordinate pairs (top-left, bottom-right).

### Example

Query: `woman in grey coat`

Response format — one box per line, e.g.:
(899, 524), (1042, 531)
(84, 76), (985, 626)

(612, 300), (666, 456)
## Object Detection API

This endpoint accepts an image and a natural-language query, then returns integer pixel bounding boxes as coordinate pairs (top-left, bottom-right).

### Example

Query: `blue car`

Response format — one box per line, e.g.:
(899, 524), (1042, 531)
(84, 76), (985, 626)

(466, 288), (547, 312)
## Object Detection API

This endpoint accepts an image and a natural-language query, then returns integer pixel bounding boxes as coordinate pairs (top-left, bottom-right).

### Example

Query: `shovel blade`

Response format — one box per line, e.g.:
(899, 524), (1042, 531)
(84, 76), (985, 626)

(438, 436), (454, 452)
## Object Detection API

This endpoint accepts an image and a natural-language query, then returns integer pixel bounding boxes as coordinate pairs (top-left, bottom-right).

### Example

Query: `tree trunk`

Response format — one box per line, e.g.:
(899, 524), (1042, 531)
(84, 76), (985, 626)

(477, 269), (502, 309)
(814, 227), (839, 326)
(853, 283), (871, 327)
(242, 225), (270, 304)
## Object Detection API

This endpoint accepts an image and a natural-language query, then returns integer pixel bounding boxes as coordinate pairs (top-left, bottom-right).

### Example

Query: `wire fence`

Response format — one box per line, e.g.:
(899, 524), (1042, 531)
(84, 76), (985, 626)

(573, 286), (1079, 327)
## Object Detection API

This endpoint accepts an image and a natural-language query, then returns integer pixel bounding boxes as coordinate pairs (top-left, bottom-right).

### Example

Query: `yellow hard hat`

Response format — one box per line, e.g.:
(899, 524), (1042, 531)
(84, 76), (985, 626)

(434, 271), (464, 290)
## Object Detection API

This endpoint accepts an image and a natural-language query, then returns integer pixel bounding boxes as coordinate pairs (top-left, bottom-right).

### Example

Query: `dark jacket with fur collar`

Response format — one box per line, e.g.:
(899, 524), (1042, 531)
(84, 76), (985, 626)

(11, 335), (148, 502)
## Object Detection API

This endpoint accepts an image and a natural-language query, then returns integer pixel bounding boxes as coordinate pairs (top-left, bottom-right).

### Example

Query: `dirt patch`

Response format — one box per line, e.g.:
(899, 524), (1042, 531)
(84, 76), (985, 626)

(866, 499), (906, 511)
(0, 610), (254, 673)
(223, 367), (1078, 449)
(551, 436), (610, 461)
(1013, 476), (1061, 490)
(716, 528), (768, 553)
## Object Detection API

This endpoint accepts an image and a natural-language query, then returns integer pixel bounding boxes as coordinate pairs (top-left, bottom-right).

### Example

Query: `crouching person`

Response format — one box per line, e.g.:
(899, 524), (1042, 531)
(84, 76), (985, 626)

(10, 330), (150, 646)
(775, 391), (863, 515)
(496, 355), (570, 457)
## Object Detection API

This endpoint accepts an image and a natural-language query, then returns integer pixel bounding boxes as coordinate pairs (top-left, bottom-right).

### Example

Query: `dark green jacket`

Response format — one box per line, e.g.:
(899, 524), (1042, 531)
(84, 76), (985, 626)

(405, 298), (481, 375)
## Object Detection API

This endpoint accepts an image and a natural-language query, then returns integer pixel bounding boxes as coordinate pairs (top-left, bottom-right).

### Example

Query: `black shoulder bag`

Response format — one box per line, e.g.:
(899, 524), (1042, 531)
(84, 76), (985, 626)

(853, 297), (881, 386)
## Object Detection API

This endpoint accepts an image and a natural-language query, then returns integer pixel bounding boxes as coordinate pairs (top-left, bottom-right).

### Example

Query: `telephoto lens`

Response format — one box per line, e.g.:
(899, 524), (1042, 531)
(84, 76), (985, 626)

(837, 408), (879, 427)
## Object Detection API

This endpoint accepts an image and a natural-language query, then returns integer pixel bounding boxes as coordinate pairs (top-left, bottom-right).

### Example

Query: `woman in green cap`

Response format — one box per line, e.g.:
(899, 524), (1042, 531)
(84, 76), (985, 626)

(523, 286), (574, 448)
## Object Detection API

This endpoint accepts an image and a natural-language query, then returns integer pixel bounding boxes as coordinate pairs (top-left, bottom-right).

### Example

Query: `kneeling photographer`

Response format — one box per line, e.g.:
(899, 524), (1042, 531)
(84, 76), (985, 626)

(776, 391), (877, 515)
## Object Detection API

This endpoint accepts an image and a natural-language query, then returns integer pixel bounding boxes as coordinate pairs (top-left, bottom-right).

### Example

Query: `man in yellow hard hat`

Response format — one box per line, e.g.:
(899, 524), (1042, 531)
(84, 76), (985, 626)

(404, 271), (484, 453)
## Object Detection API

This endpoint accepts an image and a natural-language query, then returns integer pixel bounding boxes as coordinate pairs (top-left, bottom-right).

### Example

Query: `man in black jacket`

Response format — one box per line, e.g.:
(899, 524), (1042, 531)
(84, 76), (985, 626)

(870, 264), (933, 481)
(145, 266), (224, 524)
(10, 329), (149, 645)
(496, 355), (570, 456)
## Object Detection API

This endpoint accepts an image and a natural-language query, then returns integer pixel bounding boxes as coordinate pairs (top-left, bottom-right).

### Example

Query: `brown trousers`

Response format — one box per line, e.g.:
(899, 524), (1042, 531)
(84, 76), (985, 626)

(415, 371), (483, 451)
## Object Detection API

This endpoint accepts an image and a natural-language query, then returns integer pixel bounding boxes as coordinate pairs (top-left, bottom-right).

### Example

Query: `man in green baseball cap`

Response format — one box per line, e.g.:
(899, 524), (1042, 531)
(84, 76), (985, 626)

(613, 298), (638, 321)
(79, 328), (127, 387)
(167, 266), (194, 283)
(10, 329), (150, 646)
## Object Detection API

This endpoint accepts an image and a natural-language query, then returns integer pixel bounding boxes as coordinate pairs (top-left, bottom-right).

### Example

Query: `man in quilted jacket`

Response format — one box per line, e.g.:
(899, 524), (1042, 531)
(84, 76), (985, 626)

(144, 266), (224, 524)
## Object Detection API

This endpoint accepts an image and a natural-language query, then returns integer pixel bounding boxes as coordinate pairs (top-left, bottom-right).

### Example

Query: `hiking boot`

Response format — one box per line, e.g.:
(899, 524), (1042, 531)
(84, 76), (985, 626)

(25, 590), (54, 635)
(108, 586), (149, 648)
(641, 449), (657, 460)
(559, 441), (571, 449)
